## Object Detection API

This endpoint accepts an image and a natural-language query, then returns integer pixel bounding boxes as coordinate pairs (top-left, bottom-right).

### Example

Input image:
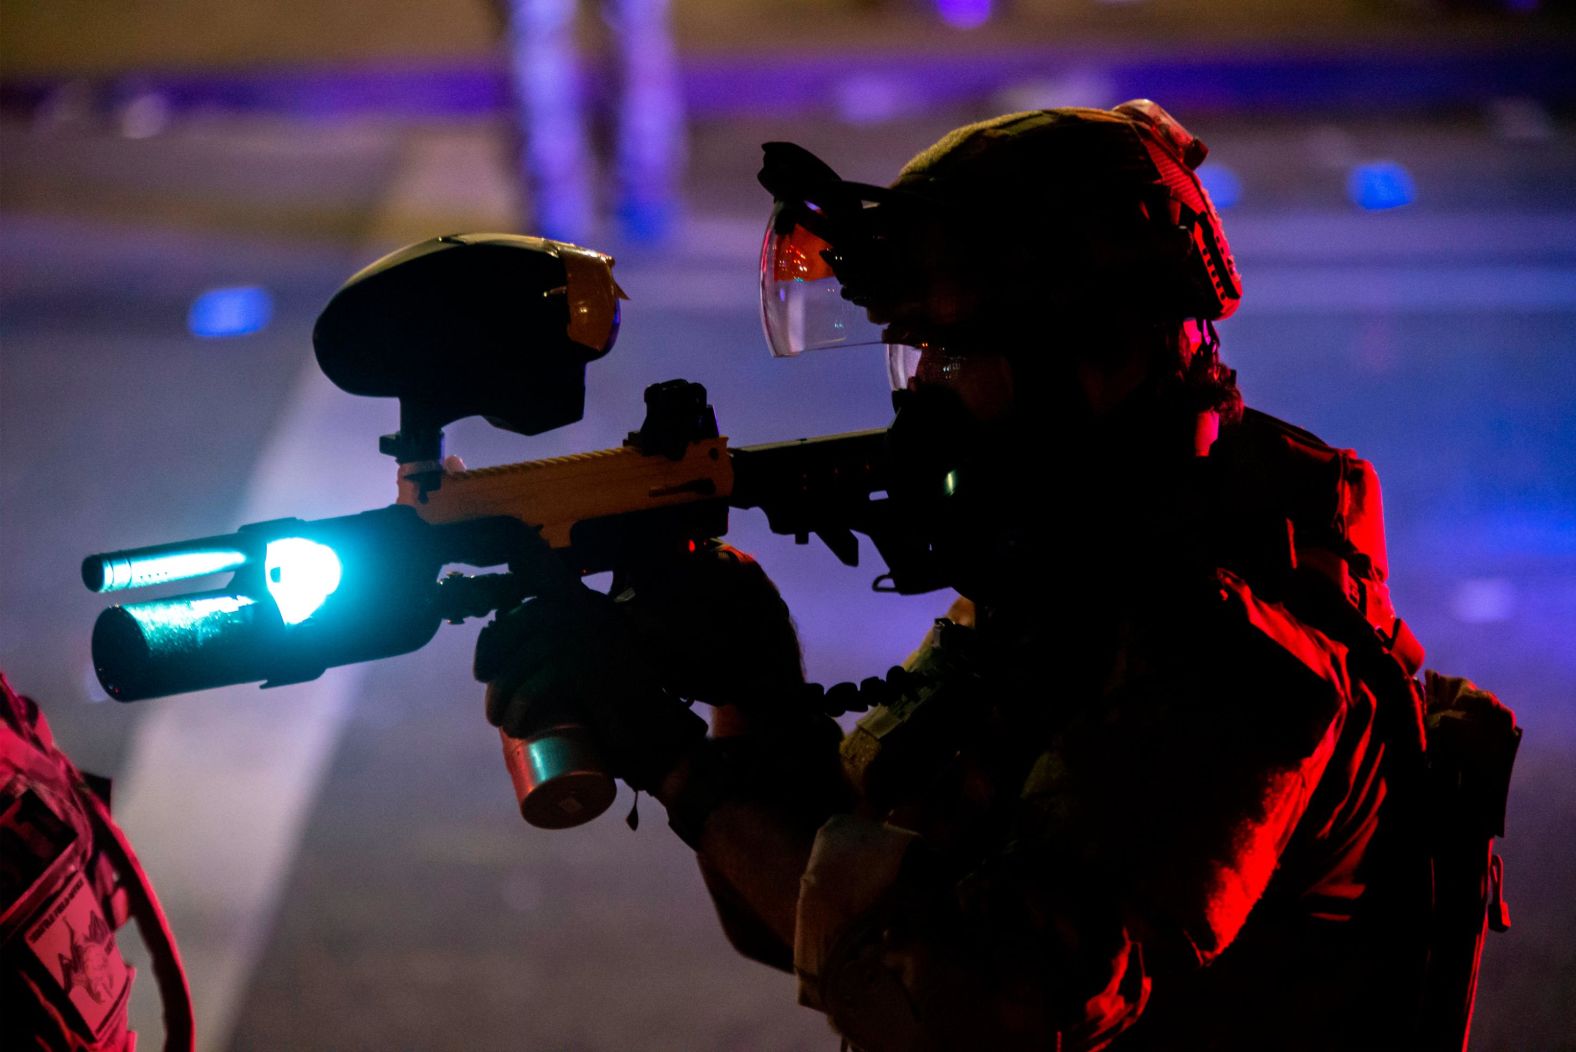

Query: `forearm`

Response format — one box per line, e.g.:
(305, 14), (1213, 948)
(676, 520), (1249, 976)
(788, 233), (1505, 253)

(695, 799), (811, 946)
(656, 741), (825, 948)
(657, 744), (1149, 1050)
(788, 813), (1146, 1051)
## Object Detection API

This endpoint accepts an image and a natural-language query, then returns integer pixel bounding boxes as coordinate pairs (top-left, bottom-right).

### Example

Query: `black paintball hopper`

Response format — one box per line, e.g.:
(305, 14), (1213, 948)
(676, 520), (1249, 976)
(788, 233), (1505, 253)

(313, 234), (610, 453)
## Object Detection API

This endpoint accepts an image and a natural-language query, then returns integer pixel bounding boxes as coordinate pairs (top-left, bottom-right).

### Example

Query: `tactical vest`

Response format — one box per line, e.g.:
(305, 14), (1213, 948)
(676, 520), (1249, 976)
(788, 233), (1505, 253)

(1214, 410), (1519, 1052)
(837, 408), (1518, 1051)
(1, 673), (194, 1051)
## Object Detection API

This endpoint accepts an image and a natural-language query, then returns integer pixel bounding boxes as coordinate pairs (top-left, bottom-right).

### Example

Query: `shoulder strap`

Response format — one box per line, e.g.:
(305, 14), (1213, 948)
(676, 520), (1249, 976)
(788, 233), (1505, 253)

(80, 789), (196, 1052)
(1210, 412), (1428, 750)
(2, 673), (195, 1052)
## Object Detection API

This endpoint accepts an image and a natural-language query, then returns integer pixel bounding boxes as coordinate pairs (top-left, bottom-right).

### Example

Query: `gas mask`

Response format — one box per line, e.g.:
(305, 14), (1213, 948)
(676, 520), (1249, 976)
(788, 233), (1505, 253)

(885, 381), (1052, 605)
(758, 142), (1051, 603)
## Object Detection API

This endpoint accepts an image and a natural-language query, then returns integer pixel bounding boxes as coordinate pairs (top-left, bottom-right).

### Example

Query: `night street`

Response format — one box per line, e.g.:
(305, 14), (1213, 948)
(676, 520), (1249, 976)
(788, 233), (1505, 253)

(3, 24), (1574, 1048)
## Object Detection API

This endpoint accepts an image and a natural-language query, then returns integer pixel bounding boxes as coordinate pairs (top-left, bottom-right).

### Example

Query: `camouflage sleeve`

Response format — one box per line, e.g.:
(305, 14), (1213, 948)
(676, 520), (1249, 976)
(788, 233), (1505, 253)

(792, 570), (1354, 1050)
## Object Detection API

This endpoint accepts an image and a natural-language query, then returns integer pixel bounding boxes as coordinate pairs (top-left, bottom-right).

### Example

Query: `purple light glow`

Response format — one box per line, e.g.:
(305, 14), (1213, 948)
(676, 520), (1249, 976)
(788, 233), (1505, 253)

(1349, 161), (1416, 211)
(187, 285), (274, 338)
(935, 0), (991, 30)
(1198, 163), (1243, 209)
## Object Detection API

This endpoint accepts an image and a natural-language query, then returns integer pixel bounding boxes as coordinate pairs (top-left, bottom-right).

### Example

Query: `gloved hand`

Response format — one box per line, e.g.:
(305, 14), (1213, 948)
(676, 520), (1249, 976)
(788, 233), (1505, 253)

(618, 541), (806, 714)
(475, 541), (807, 793)
(477, 583), (707, 795)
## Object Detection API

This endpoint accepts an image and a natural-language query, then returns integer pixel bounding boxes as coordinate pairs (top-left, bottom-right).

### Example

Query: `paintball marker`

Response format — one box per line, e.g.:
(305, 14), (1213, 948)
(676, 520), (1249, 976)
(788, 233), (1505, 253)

(83, 234), (943, 828)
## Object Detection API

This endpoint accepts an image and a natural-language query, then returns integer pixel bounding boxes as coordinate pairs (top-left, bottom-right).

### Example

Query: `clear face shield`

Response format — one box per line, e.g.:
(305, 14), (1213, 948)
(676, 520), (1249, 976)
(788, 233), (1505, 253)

(760, 199), (1031, 411)
(757, 146), (926, 390)
(760, 202), (914, 368)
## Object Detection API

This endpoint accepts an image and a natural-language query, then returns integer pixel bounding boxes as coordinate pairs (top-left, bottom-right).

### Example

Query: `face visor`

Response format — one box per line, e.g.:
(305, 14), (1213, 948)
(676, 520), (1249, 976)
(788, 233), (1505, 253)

(761, 201), (910, 364)
(758, 143), (925, 386)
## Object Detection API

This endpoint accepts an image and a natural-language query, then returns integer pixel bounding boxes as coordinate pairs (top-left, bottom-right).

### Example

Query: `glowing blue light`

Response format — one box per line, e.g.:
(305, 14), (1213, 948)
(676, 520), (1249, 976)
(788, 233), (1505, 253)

(935, 0), (991, 28)
(187, 286), (274, 338)
(97, 548), (247, 591)
(130, 594), (255, 632)
(1348, 162), (1415, 212)
(1198, 163), (1242, 210)
(265, 538), (342, 625)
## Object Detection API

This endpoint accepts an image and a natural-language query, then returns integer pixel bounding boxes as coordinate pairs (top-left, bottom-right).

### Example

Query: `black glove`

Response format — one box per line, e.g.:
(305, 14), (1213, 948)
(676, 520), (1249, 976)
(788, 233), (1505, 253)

(476, 584), (706, 795)
(616, 541), (806, 713)
(476, 538), (814, 795)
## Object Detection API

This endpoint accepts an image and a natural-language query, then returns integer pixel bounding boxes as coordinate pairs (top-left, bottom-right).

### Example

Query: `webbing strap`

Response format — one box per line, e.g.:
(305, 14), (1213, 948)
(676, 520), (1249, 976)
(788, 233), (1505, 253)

(80, 789), (196, 1052)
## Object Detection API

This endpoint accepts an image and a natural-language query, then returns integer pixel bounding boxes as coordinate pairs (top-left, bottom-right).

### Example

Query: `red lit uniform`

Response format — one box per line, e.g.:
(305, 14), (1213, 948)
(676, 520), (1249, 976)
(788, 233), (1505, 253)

(481, 100), (1515, 1051)
(0, 674), (193, 1052)
(769, 408), (1441, 1050)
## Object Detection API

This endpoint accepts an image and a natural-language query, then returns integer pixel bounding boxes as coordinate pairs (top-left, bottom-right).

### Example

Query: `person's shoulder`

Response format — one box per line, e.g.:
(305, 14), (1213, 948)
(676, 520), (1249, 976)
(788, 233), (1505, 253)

(1213, 405), (1386, 562)
(1211, 406), (1349, 511)
(1215, 406), (1344, 468)
(1214, 405), (1380, 497)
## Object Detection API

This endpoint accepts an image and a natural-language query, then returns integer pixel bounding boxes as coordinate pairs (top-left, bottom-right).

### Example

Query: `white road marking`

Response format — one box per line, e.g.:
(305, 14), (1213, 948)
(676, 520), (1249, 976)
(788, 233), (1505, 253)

(115, 126), (517, 1050)
(654, 213), (1576, 313)
(115, 366), (390, 1049)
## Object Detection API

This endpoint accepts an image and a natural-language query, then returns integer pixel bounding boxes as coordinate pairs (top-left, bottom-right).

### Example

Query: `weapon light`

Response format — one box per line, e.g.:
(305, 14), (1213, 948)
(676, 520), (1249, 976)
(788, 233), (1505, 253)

(127, 594), (257, 629)
(265, 537), (343, 625)
(86, 506), (454, 701)
(85, 545), (249, 593)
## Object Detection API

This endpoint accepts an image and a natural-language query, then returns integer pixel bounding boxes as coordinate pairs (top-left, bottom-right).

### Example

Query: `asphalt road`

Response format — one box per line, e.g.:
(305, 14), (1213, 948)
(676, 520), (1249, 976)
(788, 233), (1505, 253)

(2, 106), (1573, 1050)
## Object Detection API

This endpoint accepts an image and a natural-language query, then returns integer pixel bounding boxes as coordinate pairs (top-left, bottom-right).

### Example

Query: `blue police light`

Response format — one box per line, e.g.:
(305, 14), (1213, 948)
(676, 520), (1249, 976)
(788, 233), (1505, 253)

(936, 0), (991, 29)
(264, 538), (343, 625)
(188, 285), (274, 338)
(1348, 162), (1415, 212)
(1198, 163), (1242, 210)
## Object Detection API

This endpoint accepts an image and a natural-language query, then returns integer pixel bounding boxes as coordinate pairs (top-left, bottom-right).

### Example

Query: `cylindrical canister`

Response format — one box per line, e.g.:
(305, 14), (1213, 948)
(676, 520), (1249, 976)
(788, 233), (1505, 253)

(500, 724), (616, 829)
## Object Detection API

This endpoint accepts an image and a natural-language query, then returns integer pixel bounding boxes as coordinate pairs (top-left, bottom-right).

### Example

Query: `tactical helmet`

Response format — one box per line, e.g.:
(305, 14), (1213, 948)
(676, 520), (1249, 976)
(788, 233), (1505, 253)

(759, 100), (1240, 369)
